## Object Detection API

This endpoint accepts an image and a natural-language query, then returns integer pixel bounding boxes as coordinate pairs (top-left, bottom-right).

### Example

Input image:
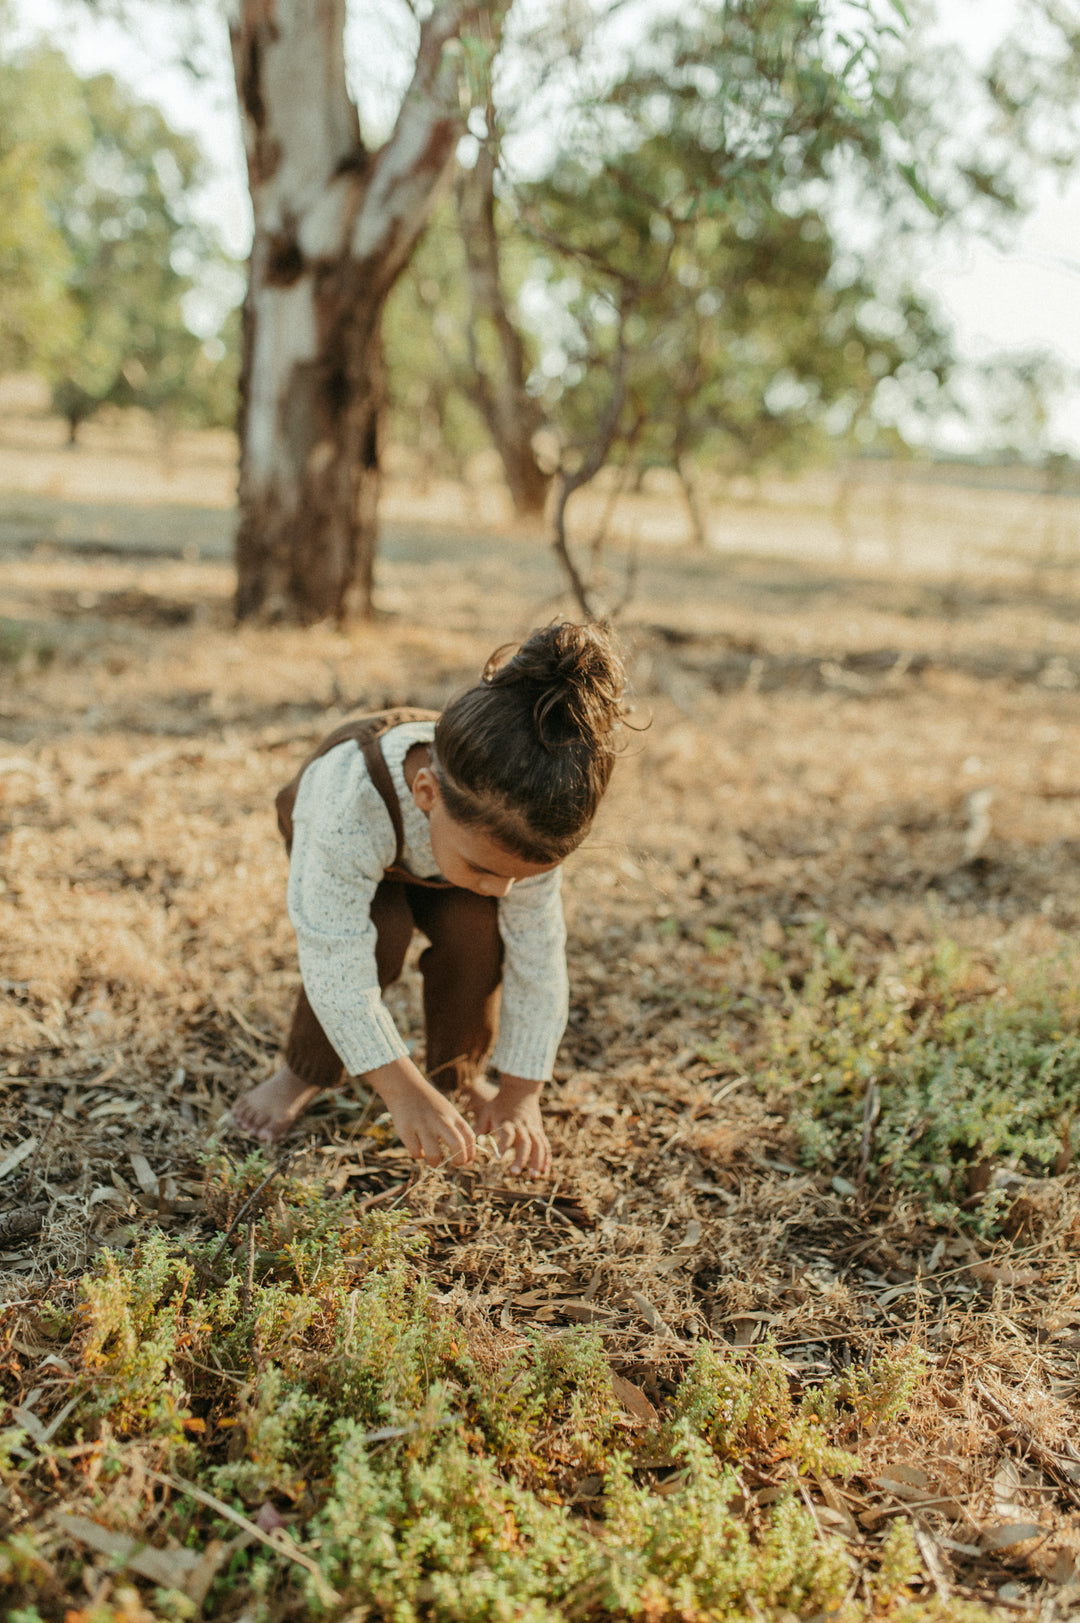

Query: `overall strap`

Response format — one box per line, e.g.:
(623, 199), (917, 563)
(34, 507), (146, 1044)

(275, 706), (439, 857)
(363, 729), (454, 888)
(360, 735), (407, 869)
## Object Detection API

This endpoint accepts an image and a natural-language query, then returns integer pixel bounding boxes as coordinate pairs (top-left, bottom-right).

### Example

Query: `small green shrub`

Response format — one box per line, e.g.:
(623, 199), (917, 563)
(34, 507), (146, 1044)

(75, 1232), (194, 1443)
(463, 1329), (619, 1483)
(670, 1339), (867, 1478)
(6, 1154), (947, 1621)
(759, 937), (1080, 1224)
(874, 1518), (921, 1604)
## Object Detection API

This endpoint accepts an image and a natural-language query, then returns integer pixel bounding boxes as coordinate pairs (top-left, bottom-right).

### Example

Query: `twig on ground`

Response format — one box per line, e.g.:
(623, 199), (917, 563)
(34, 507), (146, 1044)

(357, 1181), (408, 1212)
(207, 1151), (296, 1272)
(226, 1004), (278, 1047)
(146, 1468), (340, 1606)
(857, 1082), (881, 1197)
(241, 1219), (255, 1317)
(11, 1107), (60, 1201)
(974, 1380), (1080, 1503)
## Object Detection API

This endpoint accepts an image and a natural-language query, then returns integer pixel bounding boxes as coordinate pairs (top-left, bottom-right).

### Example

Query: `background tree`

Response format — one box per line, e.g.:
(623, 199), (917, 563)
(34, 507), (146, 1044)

(384, 165), (551, 512)
(49, 0), (1079, 622)
(0, 41), (239, 441)
(987, 0), (1080, 175)
(382, 194), (488, 488)
(386, 0), (969, 610)
(455, 129), (551, 517)
(227, 0), (509, 625)
(47, 60), (238, 442)
(404, 0), (1076, 611)
(0, 45), (80, 379)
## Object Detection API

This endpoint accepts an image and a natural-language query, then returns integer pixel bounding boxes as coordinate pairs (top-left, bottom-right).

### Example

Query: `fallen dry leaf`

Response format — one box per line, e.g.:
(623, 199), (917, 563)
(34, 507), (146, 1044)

(611, 1373), (659, 1424)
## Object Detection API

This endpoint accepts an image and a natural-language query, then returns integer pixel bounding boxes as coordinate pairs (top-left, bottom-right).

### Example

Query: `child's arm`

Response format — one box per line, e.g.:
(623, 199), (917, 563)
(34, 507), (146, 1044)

(472, 1073), (551, 1178)
(368, 1056), (476, 1167)
(288, 747), (474, 1168)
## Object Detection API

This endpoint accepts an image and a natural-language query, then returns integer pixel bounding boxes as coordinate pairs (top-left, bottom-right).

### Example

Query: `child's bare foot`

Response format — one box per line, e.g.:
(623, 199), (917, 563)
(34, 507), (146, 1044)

(232, 1065), (321, 1143)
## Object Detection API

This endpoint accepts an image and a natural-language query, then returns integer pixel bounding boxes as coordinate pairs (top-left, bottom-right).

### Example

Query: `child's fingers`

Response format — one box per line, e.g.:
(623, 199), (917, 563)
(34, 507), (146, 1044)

(484, 1120), (550, 1176)
(423, 1117), (475, 1167)
(528, 1131), (551, 1177)
(400, 1127), (425, 1161)
(493, 1121), (515, 1156)
(509, 1124), (546, 1178)
(456, 1115), (477, 1161)
(446, 1125), (476, 1166)
(503, 1123), (528, 1172)
(521, 1130), (550, 1178)
(418, 1129), (446, 1164)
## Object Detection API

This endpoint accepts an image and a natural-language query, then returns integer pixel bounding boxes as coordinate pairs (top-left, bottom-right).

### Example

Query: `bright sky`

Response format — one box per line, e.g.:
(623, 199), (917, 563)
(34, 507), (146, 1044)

(914, 0), (1080, 454)
(13, 0), (1080, 455)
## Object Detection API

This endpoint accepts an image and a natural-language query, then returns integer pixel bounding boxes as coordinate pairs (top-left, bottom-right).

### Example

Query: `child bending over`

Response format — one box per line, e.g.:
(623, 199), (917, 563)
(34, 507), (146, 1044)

(233, 623), (625, 1177)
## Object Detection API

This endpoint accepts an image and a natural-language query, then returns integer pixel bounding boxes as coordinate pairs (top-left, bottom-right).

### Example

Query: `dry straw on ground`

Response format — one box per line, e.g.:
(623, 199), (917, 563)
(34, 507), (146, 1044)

(3, 502), (1080, 1617)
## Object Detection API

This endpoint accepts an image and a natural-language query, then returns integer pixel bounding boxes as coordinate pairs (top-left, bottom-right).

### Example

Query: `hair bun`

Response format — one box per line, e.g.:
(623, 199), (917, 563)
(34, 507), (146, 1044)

(483, 622), (626, 749)
(434, 621), (626, 861)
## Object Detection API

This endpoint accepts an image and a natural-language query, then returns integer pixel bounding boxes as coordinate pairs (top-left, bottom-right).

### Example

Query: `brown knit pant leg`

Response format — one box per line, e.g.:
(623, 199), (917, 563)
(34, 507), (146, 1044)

(407, 886), (503, 1092)
(283, 881), (415, 1087)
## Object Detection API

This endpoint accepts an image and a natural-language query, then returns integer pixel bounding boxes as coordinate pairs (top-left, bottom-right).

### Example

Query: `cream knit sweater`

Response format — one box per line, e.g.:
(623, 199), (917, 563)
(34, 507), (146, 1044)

(287, 720), (569, 1082)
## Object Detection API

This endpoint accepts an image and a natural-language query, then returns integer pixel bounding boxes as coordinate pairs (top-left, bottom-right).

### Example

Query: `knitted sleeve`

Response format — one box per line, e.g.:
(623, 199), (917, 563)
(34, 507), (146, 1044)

(286, 742), (410, 1076)
(490, 868), (569, 1081)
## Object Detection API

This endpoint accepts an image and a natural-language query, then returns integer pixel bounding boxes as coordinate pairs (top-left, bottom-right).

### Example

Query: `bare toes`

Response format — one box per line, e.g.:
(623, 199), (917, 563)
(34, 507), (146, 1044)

(233, 1101), (270, 1139)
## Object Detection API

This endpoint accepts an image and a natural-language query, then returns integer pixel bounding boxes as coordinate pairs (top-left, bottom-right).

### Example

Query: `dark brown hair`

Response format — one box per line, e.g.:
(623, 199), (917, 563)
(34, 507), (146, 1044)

(433, 622), (626, 864)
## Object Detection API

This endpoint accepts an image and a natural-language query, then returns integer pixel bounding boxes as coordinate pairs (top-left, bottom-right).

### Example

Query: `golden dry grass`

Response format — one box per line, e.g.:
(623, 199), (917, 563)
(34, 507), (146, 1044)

(4, 442), (1080, 1615)
(1, 394), (1078, 582)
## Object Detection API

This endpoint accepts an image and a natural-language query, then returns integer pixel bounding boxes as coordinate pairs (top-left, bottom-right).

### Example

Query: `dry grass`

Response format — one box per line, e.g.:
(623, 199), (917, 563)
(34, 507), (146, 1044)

(1, 396), (1079, 583)
(4, 472), (1080, 1616)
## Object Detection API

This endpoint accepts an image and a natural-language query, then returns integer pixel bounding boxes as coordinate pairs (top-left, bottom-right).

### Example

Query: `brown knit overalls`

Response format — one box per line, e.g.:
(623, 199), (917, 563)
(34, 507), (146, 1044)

(275, 709), (503, 1093)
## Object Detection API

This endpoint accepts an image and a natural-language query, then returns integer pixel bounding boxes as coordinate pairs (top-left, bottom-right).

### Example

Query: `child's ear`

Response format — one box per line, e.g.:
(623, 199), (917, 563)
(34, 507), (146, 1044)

(411, 765), (440, 814)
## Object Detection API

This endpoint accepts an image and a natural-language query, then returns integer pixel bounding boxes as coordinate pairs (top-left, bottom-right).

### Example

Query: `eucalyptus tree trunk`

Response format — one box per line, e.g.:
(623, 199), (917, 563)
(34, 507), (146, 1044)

(229, 0), (500, 624)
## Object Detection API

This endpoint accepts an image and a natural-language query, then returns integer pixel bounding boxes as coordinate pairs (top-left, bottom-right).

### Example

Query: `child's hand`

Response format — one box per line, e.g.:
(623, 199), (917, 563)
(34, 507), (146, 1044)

(473, 1075), (551, 1178)
(369, 1058), (476, 1167)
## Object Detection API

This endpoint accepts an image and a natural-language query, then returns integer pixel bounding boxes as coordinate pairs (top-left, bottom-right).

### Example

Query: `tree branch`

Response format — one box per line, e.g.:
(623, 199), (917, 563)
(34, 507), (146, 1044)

(353, 2), (508, 287)
(550, 305), (634, 616)
(455, 130), (550, 513)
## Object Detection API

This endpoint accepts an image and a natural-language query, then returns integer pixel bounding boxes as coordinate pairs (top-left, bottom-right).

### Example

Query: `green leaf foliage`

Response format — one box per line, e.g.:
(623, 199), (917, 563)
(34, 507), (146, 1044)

(756, 932), (1080, 1226)
(0, 43), (82, 376)
(0, 37), (240, 438)
(517, 0), (961, 479)
(0, 1156), (962, 1621)
(388, 0), (1048, 515)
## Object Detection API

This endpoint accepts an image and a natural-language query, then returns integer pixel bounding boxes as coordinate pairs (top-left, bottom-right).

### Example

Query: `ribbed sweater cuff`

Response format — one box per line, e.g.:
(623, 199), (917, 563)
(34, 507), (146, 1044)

(332, 997), (411, 1078)
(489, 1029), (561, 1083)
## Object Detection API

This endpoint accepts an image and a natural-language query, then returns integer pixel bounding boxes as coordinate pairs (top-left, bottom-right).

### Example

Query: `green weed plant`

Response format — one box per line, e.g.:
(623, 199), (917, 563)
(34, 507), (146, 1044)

(0, 1155), (964, 1622)
(753, 932), (1080, 1226)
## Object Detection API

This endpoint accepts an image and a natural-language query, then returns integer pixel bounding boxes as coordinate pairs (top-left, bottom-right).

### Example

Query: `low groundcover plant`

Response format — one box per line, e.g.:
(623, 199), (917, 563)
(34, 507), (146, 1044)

(0, 1154), (969, 1623)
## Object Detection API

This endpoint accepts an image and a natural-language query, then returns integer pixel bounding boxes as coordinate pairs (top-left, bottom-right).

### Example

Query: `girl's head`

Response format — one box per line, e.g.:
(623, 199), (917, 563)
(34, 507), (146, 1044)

(411, 623), (625, 888)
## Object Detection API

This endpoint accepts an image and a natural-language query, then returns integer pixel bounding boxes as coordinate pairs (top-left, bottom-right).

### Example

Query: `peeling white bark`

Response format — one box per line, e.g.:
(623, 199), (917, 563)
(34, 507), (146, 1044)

(298, 176), (352, 259)
(353, 107), (444, 260)
(230, 0), (508, 621)
(231, 0), (358, 230)
(352, 4), (469, 268)
(244, 275), (319, 484)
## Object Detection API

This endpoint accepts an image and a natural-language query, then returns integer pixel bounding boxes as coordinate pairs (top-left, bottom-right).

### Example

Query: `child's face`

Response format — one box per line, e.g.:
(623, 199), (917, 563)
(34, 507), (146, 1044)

(411, 768), (557, 896)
